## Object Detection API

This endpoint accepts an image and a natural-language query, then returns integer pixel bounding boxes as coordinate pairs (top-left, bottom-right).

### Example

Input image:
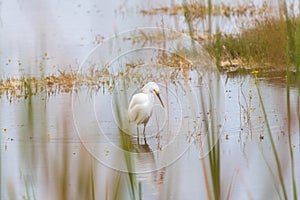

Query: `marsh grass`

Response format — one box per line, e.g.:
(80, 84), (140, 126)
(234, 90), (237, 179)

(215, 29), (222, 71)
(182, 0), (300, 199)
(23, 171), (36, 200)
(183, 1), (221, 199)
(196, 75), (221, 200)
(252, 3), (300, 198)
(11, 85), (99, 199)
(140, 2), (270, 19)
(11, 81), (37, 200)
(206, 16), (300, 71)
(2, 1), (300, 199)
(112, 79), (137, 199)
(0, 71), (105, 100)
(183, 1), (195, 44)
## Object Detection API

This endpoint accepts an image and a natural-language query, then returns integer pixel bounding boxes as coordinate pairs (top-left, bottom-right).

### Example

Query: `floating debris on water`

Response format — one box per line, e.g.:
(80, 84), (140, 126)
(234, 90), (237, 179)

(225, 134), (229, 140)
(259, 134), (264, 141)
(123, 29), (182, 45)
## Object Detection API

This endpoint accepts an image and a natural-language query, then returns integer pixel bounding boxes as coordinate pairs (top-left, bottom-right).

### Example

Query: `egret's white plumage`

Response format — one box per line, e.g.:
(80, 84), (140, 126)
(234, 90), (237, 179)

(128, 82), (164, 141)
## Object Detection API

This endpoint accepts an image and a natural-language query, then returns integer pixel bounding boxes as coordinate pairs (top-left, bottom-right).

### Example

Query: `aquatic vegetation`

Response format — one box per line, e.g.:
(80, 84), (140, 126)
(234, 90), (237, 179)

(0, 52), (192, 100)
(256, 78), (288, 199)
(0, 0), (300, 199)
(139, 1), (299, 73)
(141, 2), (271, 19)
(206, 16), (300, 71)
(0, 71), (106, 100)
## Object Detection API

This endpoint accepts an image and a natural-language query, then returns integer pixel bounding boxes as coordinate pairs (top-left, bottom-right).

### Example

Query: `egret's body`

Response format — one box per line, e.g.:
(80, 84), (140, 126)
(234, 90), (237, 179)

(128, 82), (164, 142)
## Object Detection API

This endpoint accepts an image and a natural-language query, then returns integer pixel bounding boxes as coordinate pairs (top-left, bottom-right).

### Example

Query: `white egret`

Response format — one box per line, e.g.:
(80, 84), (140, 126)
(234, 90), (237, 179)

(128, 82), (164, 142)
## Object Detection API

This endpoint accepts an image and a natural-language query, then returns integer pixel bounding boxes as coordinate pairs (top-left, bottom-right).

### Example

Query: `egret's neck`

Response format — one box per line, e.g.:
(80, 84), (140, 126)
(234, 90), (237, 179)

(144, 91), (155, 105)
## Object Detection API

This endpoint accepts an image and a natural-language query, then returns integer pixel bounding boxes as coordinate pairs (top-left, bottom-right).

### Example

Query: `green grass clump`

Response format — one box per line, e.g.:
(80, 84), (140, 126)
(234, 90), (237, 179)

(206, 16), (300, 70)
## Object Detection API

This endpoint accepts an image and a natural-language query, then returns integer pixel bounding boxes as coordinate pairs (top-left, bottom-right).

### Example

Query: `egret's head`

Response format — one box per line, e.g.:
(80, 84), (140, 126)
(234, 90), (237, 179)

(142, 82), (164, 107)
(142, 82), (159, 93)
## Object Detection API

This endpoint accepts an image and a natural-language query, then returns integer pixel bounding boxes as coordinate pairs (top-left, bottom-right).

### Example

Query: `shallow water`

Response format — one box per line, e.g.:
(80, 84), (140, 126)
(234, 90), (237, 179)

(1, 73), (299, 199)
(1, 0), (300, 199)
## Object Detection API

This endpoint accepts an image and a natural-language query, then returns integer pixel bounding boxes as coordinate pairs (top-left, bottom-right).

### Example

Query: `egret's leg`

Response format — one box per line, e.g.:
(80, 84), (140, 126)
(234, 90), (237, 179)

(143, 123), (146, 143)
(137, 126), (139, 144)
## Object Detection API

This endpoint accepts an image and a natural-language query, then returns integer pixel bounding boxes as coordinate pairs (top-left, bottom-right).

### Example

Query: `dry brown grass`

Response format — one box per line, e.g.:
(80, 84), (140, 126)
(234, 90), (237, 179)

(141, 2), (271, 19)
(0, 70), (108, 100)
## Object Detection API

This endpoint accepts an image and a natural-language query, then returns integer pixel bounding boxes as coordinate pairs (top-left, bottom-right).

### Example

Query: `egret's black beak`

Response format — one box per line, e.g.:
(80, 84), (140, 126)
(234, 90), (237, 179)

(154, 90), (164, 108)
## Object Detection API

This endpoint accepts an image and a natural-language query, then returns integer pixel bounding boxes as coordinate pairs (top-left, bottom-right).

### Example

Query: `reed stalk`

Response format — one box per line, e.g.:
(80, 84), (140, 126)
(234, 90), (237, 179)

(283, 1), (298, 199)
(183, 0), (195, 45)
(113, 79), (137, 199)
(295, 1), (300, 143)
(255, 79), (288, 200)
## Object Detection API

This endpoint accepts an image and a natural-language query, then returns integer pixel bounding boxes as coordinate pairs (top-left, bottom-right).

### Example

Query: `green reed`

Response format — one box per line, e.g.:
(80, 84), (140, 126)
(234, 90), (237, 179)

(19, 79), (36, 199)
(183, 0), (195, 44)
(255, 78), (288, 200)
(283, 1), (298, 199)
(0, 115), (2, 199)
(207, 1), (221, 199)
(112, 78), (137, 200)
(207, 0), (212, 37)
(90, 163), (95, 200)
(18, 86), (97, 199)
(207, 96), (220, 200)
(23, 171), (36, 200)
(215, 27), (222, 71)
(295, 1), (300, 139)
(185, 1), (221, 199)
(197, 75), (221, 200)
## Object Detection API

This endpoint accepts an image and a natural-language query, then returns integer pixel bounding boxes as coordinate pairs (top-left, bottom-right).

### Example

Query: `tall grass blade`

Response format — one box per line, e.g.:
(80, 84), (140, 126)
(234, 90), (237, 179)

(113, 79), (136, 199)
(295, 1), (300, 143)
(182, 1), (195, 46)
(258, 145), (283, 199)
(0, 122), (2, 199)
(256, 80), (288, 200)
(207, 0), (212, 38)
(215, 27), (222, 71)
(198, 76), (220, 200)
(90, 161), (95, 200)
(283, 1), (298, 199)
(225, 171), (237, 200)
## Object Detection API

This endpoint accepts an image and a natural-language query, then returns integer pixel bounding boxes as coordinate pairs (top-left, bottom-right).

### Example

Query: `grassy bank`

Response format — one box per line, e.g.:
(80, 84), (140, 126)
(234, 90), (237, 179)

(204, 16), (300, 71)
(141, 1), (299, 72)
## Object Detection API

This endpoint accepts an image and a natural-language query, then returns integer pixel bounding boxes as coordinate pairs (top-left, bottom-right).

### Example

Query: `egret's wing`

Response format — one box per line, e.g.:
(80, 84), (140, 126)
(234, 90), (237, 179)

(128, 93), (148, 110)
(128, 93), (148, 122)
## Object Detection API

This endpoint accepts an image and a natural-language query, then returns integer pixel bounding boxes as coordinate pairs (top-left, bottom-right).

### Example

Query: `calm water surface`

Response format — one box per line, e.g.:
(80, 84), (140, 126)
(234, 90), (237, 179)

(0, 0), (300, 199)
(1, 74), (299, 199)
